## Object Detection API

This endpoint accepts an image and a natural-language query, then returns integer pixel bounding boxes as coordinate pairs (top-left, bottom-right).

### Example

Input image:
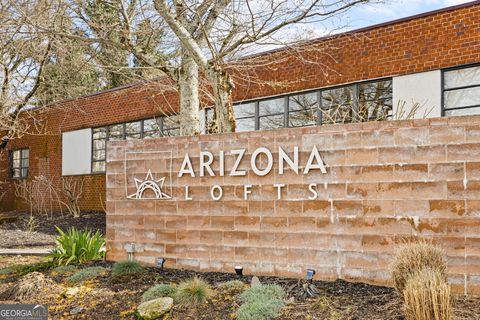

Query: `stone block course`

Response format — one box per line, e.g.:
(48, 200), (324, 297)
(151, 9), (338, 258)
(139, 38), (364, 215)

(107, 115), (480, 294)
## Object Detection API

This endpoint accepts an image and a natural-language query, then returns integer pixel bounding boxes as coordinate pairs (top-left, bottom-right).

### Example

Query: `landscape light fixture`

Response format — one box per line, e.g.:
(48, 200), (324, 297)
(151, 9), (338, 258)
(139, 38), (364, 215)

(156, 257), (166, 270)
(306, 269), (316, 282)
(235, 266), (243, 276)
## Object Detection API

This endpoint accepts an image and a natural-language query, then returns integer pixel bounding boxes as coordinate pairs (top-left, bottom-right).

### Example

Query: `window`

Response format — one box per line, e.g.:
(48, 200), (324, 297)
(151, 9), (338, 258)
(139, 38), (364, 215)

(231, 78), (392, 131)
(443, 65), (480, 116)
(234, 102), (256, 132)
(288, 92), (318, 127)
(10, 149), (29, 179)
(91, 115), (179, 173)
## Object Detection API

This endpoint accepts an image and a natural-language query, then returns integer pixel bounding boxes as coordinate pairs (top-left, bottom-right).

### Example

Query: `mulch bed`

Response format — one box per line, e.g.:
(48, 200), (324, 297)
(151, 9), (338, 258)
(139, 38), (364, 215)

(1, 256), (479, 320)
(0, 211), (105, 248)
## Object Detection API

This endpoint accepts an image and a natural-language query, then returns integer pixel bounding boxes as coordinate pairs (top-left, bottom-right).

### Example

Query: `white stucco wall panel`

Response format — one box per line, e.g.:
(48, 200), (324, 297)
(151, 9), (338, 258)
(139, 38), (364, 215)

(393, 70), (442, 119)
(62, 129), (92, 176)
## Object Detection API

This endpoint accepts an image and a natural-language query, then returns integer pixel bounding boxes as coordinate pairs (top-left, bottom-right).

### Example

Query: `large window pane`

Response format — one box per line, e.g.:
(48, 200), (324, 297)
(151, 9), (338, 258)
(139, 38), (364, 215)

(259, 98), (284, 116)
(237, 118), (255, 132)
(444, 87), (480, 110)
(234, 103), (256, 119)
(445, 106), (480, 116)
(289, 110), (317, 127)
(444, 66), (480, 89)
(108, 124), (124, 140)
(289, 92), (318, 127)
(358, 80), (393, 121)
(125, 121), (141, 139)
(289, 92), (317, 111)
(260, 114), (284, 130)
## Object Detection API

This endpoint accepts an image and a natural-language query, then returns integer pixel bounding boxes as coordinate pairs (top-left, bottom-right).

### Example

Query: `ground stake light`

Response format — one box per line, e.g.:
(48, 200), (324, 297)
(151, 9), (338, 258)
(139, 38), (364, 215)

(235, 266), (243, 276)
(156, 257), (165, 270)
(306, 269), (316, 282)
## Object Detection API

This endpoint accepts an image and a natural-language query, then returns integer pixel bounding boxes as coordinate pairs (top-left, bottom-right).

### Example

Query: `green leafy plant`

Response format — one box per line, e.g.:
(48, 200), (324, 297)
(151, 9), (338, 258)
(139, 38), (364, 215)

(67, 266), (108, 284)
(175, 277), (213, 306)
(237, 284), (286, 320)
(142, 284), (177, 302)
(48, 227), (105, 266)
(111, 260), (144, 276)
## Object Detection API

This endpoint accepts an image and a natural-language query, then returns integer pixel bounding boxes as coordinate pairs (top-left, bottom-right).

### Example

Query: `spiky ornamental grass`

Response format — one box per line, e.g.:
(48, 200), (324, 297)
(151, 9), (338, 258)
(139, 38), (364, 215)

(111, 260), (144, 276)
(403, 268), (452, 320)
(391, 240), (446, 293)
(142, 284), (177, 302)
(175, 277), (213, 306)
(49, 227), (105, 266)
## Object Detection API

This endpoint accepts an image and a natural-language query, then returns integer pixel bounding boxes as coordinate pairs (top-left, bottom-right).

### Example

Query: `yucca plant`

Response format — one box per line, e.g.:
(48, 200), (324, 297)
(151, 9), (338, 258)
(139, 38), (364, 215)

(49, 227), (105, 266)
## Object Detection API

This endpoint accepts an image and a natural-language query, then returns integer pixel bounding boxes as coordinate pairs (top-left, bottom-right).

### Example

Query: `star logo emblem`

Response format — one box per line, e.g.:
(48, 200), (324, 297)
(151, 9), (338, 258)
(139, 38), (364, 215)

(128, 169), (172, 199)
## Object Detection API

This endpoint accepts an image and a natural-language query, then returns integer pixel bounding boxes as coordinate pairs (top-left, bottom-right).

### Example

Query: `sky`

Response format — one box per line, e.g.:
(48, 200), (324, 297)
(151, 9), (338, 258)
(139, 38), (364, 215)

(346, 0), (474, 30)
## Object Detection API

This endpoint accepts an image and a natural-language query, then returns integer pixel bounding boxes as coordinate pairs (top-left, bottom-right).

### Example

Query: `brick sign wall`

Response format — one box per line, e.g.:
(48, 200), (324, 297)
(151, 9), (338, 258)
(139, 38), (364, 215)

(106, 116), (480, 294)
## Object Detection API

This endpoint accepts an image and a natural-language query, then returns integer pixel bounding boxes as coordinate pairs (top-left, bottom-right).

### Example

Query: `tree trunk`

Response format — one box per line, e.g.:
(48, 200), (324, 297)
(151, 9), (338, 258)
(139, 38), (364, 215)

(208, 67), (236, 133)
(178, 55), (200, 136)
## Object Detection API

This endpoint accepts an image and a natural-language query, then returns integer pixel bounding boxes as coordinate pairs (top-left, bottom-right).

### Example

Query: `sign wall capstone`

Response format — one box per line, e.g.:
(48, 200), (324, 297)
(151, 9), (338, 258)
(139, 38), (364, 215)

(106, 116), (480, 295)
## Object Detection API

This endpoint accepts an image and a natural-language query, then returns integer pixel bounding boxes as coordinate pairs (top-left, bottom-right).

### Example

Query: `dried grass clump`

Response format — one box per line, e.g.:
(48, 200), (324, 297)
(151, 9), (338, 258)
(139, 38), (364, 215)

(391, 240), (446, 293)
(403, 269), (452, 320)
(0, 272), (61, 300)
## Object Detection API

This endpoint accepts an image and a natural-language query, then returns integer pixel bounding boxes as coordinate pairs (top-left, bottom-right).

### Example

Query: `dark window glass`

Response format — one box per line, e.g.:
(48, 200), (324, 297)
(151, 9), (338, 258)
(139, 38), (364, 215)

(11, 149), (29, 179)
(234, 103), (255, 119)
(321, 85), (355, 124)
(444, 65), (480, 114)
(259, 98), (284, 116)
(125, 121), (141, 139)
(358, 80), (393, 121)
(289, 92), (318, 127)
(260, 114), (284, 130)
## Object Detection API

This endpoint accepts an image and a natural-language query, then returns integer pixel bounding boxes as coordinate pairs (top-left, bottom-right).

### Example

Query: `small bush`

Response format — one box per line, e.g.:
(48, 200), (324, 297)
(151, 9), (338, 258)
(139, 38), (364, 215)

(218, 280), (246, 292)
(111, 260), (144, 276)
(237, 284), (286, 320)
(391, 240), (446, 293)
(49, 227), (105, 266)
(0, 261), (54, 277)
(403, 269), (451, 320)
(237, 297), (286, 320)
(142, 284), (177, 302)
(67, 267), (108, 284)
(175, 277), (213, 306)
(240, 284), (286, 303)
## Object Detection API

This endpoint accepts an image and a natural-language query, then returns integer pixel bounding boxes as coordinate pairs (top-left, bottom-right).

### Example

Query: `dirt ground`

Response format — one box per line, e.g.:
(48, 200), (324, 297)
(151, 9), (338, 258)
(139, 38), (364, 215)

(0, 256), (479, 320)
(0, 211), (105, 248)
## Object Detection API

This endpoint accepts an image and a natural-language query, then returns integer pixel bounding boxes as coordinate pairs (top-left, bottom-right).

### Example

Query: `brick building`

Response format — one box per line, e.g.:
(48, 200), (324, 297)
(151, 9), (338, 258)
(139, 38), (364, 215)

(1, 1), (480, 212)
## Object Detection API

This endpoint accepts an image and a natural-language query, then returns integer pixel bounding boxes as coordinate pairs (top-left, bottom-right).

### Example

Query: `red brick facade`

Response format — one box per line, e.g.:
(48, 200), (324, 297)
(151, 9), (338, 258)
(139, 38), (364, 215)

(1, 2), (479, 211)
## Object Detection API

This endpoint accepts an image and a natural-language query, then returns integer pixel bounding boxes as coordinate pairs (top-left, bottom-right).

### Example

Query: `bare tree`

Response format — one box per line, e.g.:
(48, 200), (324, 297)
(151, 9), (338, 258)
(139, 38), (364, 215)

(153, 0), (379, 132)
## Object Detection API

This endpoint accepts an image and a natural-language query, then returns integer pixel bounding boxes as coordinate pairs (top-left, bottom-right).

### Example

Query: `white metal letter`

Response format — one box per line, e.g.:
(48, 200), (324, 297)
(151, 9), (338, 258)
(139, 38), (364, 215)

(304, 145), (327, 174)
(279, 146), (299, 174)
(308, 183), (318, 200)
(185, 185), (192, 200)
(274, 183), (285, 200)
(210, 185), (223, 201)
(219, 150), (225, 177)
(230, 149), (246, 176)
(178, 153), (195, 177)
(251, 147), (273, 176)
(244, 184), (252, 200)
(199, 151), (215, 177)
